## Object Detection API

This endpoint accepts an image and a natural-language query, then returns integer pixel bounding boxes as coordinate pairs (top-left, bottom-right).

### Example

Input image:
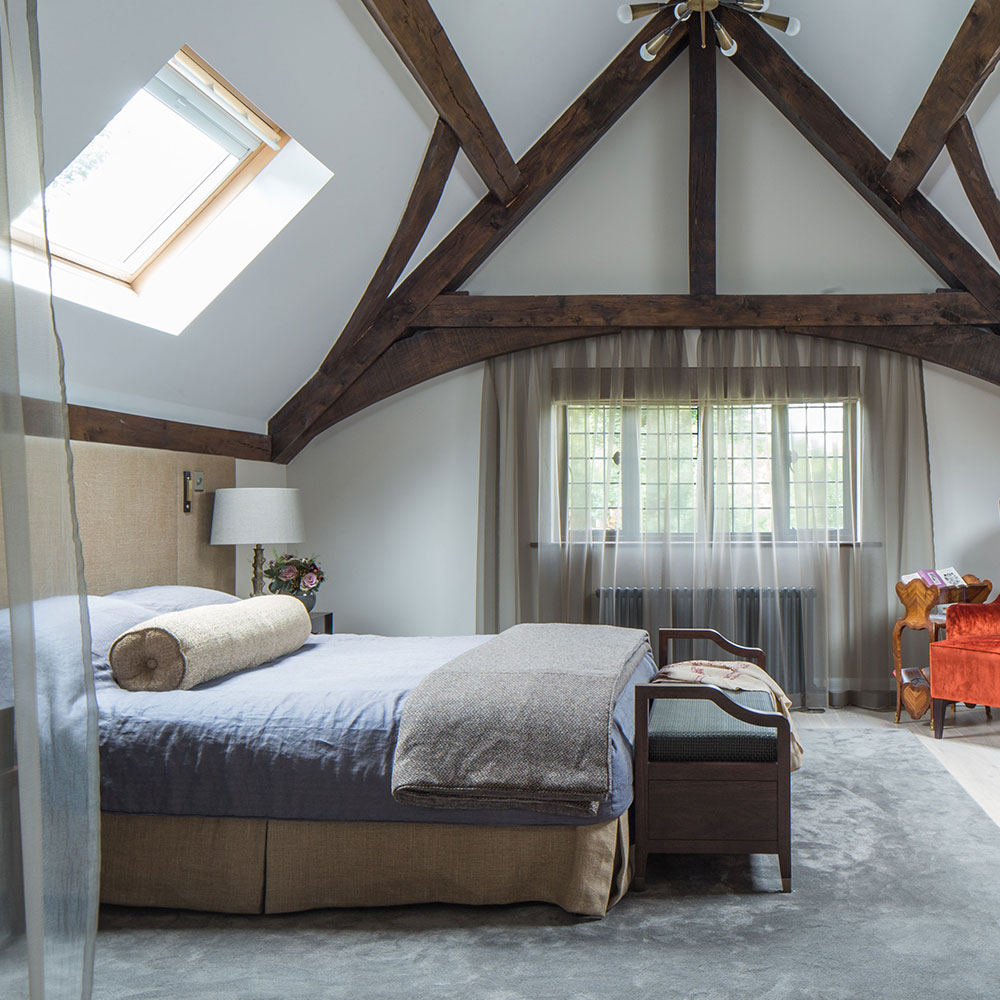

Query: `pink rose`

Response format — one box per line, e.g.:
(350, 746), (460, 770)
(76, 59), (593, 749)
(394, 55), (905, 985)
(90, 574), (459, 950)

(279, 566), (298, 581)
(301, 572), (319, 590)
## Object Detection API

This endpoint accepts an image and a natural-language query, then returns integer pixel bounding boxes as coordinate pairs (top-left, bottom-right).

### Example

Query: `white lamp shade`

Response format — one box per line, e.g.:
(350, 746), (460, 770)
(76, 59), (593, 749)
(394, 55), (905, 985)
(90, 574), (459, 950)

(210, 488), (305, 546)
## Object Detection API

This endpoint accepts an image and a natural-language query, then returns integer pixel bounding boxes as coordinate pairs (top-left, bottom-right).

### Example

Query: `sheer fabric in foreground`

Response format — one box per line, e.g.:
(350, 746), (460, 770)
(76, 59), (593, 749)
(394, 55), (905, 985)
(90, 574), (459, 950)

(0, 1), (100, 997)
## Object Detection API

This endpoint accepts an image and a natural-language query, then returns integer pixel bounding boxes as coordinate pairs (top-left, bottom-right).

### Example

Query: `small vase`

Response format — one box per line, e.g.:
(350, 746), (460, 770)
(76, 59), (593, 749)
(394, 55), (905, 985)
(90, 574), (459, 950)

(295, 591), (317, 612)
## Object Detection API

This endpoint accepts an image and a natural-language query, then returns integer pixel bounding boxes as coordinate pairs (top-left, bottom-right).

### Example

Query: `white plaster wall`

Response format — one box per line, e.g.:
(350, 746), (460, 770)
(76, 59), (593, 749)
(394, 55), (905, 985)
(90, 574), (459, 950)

(924, 365), (1000, 579)
(287, 60), (1000, 633)
(287, 367), (483, 636)
(232, 459), (288, 599)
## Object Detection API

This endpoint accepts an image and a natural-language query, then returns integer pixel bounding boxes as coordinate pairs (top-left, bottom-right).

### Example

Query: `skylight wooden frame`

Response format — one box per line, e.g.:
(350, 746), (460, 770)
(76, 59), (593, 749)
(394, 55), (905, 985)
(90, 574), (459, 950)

(17, 45), (289, 291)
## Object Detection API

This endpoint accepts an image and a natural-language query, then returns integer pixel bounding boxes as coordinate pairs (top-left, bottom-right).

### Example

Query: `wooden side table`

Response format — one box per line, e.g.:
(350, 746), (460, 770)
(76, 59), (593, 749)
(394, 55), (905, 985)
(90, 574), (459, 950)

(892, 575), (991, 723)
(309, 610), (334, 635)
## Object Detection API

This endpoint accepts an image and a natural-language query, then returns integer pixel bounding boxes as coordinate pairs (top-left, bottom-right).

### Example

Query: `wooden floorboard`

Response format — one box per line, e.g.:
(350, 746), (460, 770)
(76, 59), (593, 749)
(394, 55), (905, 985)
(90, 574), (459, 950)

(796, 705), (1000, 828)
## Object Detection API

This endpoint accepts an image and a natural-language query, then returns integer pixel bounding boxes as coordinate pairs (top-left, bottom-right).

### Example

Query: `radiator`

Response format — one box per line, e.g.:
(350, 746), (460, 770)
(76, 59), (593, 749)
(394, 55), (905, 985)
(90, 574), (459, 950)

(595, 586), (815, 698)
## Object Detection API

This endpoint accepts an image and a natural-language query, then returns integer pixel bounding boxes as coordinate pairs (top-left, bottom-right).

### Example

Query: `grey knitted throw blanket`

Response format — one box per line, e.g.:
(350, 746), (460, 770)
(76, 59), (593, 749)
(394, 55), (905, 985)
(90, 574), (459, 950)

(391, 622), (650, 817)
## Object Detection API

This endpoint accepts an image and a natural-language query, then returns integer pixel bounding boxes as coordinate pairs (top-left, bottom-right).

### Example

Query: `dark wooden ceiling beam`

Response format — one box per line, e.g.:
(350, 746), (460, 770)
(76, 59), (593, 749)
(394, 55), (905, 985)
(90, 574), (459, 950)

(270, 12), (688, 462)
(20, 399), (272, 461)
(310, 320), (1000, 434)
(719, 9), (1000, 320)
(309, 326), (599, 438)
(786, 325), (1000, 384)
(689, 31), (717, 294)
(882, 0), (1000, 204)
(946, 115), (1000, 260)
(361, 0), (521, 204)
(269, 118), (458, 447)
(415, 292), (994, 329)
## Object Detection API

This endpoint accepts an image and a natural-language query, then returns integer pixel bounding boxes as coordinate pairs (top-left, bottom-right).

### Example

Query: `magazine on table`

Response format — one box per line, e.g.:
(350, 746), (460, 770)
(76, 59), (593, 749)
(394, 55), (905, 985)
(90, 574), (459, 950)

(900, 566), (965, 589)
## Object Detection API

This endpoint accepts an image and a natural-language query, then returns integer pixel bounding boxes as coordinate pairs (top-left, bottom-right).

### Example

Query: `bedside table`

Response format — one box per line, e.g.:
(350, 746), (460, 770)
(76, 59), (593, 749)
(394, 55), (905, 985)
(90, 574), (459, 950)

(309, 610), (334, 635)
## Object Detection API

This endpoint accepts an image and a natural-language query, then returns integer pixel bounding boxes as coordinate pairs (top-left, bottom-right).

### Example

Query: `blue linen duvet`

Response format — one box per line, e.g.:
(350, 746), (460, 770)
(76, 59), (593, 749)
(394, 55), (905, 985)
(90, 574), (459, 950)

(96, 627), (655, 827)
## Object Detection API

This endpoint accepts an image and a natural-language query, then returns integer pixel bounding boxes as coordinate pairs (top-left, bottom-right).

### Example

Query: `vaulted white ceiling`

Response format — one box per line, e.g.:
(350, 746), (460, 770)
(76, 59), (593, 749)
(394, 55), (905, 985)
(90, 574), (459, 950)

(36, 0), (998, 434)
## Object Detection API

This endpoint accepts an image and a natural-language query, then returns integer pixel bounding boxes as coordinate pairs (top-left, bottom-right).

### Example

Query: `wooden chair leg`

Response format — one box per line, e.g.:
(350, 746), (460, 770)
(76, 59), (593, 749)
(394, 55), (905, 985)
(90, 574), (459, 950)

(932, 698), (947, 739)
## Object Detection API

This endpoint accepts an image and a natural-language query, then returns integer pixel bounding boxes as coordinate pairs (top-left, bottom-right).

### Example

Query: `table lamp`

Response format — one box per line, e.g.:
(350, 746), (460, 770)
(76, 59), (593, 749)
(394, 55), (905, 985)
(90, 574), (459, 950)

(210, 488), (305, 596)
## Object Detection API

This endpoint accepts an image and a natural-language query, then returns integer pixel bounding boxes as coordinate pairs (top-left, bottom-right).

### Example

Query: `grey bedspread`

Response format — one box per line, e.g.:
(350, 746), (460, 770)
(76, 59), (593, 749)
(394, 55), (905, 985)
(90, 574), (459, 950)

(391, 623), (651, 816)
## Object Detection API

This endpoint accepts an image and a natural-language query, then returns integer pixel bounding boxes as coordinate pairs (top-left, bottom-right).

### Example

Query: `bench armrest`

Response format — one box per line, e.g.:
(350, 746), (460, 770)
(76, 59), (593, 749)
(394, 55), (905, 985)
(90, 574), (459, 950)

(657, 627), (766, 671)
(636, 682), (788, 731)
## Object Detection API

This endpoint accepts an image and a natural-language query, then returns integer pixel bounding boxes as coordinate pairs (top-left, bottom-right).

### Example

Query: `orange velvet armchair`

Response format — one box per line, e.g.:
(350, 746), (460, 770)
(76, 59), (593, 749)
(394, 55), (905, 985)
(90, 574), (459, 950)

(930, 603), (1000, 738)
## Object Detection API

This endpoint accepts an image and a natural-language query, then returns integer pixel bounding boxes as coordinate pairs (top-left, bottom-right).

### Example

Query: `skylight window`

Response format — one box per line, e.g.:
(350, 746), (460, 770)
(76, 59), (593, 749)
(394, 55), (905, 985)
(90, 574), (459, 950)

(15, 47), (287, 283)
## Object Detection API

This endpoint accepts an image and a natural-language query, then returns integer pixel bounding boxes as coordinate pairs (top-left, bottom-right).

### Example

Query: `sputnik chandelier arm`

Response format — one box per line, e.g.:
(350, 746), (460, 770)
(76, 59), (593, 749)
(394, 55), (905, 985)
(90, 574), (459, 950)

(617, 1), (800, 60)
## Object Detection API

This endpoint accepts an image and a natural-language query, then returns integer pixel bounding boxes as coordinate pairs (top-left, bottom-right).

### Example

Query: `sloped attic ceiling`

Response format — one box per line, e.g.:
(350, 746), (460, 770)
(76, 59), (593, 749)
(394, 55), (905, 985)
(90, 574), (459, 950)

(35, 0), (1000, 440)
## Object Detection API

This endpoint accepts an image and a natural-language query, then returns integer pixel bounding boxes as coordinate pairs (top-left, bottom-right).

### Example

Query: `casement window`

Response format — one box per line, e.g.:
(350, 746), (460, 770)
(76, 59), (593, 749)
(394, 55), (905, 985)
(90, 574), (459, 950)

(13, 47), (287, 286)
(557, 397), (858, 542)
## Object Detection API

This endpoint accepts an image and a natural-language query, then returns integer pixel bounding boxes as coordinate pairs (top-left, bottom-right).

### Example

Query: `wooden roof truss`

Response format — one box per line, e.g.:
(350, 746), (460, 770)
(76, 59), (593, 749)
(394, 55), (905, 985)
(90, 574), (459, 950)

(257, 1), (1000, 461)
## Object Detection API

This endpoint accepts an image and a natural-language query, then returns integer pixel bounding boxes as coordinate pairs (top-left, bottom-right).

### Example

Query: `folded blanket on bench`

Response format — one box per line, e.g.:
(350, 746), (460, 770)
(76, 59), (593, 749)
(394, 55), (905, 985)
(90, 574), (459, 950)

(653, 659), (804, 770)
(391, 623), (650, 816)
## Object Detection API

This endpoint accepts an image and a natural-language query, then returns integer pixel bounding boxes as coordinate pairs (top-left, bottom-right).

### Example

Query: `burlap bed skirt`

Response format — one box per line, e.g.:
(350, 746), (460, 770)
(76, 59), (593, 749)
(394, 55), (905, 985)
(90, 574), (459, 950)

(100, 812), (632, 918)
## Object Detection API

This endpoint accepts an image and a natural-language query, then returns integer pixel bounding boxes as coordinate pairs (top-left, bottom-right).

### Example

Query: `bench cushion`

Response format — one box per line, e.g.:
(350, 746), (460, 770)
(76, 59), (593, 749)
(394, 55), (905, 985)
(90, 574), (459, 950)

(648, 690), (779, 763)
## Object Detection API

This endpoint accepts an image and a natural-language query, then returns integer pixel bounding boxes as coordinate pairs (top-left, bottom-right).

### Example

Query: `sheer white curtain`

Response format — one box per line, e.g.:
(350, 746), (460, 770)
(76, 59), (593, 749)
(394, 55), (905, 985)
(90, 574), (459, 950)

(478, 328), (934, 709)
(1, 2), (100, 997)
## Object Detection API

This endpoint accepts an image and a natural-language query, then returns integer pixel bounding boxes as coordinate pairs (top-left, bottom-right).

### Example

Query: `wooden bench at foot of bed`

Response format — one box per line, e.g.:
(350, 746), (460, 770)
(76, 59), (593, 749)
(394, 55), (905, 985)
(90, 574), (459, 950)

(632, 628), (792, 893)
(99, 812), (631, 917)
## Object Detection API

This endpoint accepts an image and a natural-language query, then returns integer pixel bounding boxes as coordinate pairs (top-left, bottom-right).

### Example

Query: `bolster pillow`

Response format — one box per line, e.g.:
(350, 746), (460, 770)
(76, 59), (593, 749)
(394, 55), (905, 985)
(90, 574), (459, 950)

(109, 595), (311, 691)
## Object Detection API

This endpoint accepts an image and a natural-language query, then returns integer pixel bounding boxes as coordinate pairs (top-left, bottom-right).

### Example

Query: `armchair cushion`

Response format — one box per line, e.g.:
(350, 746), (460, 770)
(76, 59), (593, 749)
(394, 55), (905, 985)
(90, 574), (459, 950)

(944, 602), (1000, 638)
(930, 637), (1000, 707)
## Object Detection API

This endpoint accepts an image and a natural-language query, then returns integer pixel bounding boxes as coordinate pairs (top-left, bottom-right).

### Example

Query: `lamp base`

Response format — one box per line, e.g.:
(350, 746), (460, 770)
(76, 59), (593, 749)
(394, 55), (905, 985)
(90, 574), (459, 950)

(251, 544), (265, 596)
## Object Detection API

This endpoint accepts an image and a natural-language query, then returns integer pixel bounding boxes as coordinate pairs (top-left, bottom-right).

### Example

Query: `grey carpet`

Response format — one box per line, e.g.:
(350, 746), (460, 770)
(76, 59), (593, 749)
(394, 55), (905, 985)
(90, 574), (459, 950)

(95, 730), (1000, 999)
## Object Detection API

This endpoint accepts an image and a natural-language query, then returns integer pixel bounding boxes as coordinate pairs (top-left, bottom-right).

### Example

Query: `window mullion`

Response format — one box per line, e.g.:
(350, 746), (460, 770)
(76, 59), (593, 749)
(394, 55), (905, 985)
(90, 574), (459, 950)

(772, 405), (791, 540)
(621, 404), (641, 538)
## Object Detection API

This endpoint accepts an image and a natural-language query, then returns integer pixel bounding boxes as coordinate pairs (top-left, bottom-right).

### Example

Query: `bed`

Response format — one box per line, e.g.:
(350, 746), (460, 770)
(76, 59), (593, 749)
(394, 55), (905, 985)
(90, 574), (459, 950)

(90, 586), (656, 917)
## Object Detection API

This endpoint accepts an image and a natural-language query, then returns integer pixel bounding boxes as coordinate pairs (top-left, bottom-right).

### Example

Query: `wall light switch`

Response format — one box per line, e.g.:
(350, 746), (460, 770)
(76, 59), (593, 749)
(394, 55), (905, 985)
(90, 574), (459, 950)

(193, 471), (205, 492)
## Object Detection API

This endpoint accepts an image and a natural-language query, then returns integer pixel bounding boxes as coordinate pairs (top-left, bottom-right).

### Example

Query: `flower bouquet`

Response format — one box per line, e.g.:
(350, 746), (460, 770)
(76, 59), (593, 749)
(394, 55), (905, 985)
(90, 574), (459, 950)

(262, 552), (324, 610)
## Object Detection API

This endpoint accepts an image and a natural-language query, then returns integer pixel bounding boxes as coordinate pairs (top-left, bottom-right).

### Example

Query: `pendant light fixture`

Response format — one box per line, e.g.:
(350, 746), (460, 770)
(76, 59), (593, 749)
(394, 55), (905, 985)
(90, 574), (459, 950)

(617, 1), (800, 61)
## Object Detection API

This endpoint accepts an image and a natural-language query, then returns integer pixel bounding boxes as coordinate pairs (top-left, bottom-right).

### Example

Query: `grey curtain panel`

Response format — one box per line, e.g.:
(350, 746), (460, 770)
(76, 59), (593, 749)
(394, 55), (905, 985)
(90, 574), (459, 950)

(477, 328), (934, 709)
(0, 1), (100, 997)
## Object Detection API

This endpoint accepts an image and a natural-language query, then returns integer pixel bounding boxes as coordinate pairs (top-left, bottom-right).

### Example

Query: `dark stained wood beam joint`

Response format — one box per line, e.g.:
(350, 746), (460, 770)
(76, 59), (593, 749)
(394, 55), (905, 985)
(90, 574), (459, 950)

(415, 292), (995, 329)
(947, 115), (1000, 260)
(883, 0), (1000, 204)
(270, 12), (689, 463)
(361, 0), (521, 204)
(689, 31), (717, 295)
(21, 398), (272, 462)
(719, 9), (1000, 321)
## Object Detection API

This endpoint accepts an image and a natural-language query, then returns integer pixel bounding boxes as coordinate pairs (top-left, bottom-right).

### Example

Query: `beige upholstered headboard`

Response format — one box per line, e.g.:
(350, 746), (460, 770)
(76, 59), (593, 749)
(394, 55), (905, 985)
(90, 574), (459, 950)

(72, 441), (236, 595)
(0, 438), (236, 604)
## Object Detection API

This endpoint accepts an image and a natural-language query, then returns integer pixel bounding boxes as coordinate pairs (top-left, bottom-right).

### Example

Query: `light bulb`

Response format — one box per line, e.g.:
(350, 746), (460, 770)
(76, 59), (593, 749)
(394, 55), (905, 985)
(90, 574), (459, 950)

(640, 26), (674, 60)
(755, 12), (800, 35)
(618, 3), (669, 22)
(712, 15), (738, 57)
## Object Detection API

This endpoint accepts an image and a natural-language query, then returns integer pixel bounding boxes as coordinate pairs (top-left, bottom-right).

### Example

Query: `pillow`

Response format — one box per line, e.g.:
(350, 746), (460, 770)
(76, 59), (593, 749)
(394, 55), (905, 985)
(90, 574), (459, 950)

(109, 595), (310, 691)
(87, 595), (169, 670)
(0, 595), (150, 699)
(106, 585), (240, 616)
